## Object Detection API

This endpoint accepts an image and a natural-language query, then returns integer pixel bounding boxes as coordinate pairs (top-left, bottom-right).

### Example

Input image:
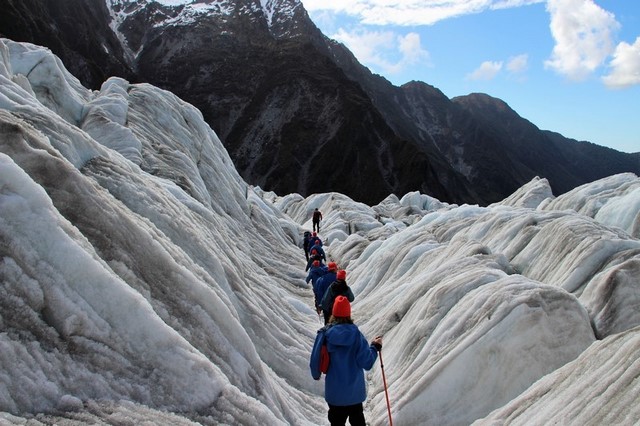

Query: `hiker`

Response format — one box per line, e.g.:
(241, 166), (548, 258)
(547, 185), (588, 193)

(309, 232), (322, 249)
(309, 239), (326, 262)
(306, 260), (328, 288)
(313, 262), (338, 316)
(310, 295), (383, 426)
(306, 248), (325, 272)
(312, 208), (323, 232)
(320, 270), (354, 324)
(303, 231), (313, 262)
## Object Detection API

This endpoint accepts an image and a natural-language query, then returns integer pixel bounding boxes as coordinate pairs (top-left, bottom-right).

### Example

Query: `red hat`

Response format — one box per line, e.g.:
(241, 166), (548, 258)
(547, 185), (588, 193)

(337, 270), (346, 280)
(313, 232), (317, 236)
(311, 249), (317, 255)
(332, 295), (351, 318)
(313, 260), (320, 267)
(328, 262), (338, 271)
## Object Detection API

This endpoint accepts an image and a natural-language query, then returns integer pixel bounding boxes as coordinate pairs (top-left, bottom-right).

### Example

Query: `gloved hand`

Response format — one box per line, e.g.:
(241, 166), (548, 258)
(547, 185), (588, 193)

(371, 335), (383, 352)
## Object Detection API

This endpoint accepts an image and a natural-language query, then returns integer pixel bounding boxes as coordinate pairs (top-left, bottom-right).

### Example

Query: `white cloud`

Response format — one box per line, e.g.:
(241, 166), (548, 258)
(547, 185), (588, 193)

(398, 33), (431, 64)
(301, 0), (544, 26)
(602, 37), (640, 89)
(332, 28), (431, 75)
(467, 61), (504, 80)
(507, 54), (528, 73)
(544, 0), (619, 81)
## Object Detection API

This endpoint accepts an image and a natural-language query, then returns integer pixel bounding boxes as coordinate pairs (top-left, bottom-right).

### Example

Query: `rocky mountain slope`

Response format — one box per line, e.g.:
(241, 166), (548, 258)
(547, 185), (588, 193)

(1, 0), (638, 205)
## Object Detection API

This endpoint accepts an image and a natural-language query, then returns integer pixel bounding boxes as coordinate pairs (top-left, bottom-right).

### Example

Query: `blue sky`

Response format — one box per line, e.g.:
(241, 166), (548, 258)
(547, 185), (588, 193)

(300, 0), (640, 153)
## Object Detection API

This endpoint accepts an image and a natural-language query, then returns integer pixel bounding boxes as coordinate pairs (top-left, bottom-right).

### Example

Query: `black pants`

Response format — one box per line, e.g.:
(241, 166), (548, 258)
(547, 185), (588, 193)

(313, 221), (320, 232)
(328, 403), (365, 426)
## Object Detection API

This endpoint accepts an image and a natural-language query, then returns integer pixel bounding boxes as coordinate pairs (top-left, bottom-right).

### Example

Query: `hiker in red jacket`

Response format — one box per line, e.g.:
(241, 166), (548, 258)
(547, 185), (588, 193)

(312, 208), (323, 232)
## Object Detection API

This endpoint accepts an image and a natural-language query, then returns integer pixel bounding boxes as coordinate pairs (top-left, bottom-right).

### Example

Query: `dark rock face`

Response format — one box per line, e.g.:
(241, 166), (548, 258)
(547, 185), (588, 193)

(451, 93), (640, 197)
(1, 0), (638, 205)
(0, 0), (136, 89)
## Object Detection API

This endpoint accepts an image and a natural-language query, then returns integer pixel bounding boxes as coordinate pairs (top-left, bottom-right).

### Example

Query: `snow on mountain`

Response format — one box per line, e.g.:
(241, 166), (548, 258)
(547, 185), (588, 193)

(2, 38), (640, 425)
(108, 0), (234, 29)
(107, 0), (300, 32)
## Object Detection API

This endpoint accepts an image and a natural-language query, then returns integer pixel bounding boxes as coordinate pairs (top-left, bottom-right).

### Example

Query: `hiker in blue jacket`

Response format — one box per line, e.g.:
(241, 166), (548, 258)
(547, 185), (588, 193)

(321, 269), (354, 324)
(309, 232), (322, 250)
(309, 240), (326, 262)
(306, 260), (328, 288)
(313, 262), (338, 316)
(306, 248), (325, 272)
(310, 296), (382, 426)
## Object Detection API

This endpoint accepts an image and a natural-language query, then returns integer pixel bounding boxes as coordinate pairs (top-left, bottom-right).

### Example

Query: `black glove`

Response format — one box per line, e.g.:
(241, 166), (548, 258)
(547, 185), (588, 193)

(371, 341), (382, 352)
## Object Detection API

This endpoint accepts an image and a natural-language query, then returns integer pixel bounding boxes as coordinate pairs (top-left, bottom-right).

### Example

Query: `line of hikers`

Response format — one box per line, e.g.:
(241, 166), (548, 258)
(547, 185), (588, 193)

(303, 231), (353, 324)
(302, 229), (384, 426)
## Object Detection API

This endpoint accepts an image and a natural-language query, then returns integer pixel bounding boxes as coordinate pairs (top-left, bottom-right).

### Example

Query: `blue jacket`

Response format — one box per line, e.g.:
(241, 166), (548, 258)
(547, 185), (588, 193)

(309, 244), (326, 260)
(306, 264), (328, 286)
(313, 271), (336, 309)
(309, 324), (378, 406)
(309, 237), (322, 249)
(305, 253), (325, 271)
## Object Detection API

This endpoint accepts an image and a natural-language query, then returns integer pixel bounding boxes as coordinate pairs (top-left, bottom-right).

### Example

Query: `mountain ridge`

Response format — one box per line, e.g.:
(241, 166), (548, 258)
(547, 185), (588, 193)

(1, 0), (638, 205)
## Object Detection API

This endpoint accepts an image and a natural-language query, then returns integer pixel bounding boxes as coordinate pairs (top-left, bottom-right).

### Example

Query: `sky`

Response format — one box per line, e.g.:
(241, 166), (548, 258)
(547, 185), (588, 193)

(2, 38), (640, 425)
(300, 0), (640, 154)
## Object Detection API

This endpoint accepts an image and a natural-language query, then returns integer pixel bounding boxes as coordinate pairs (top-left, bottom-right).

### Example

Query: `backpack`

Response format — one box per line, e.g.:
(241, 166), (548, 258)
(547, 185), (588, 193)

(318, 325), (333, 374)
(320, 339), (330, 374)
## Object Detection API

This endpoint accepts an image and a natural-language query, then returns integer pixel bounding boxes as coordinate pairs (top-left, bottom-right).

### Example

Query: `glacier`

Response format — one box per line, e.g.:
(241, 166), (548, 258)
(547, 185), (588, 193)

(1, 38), (640, 425)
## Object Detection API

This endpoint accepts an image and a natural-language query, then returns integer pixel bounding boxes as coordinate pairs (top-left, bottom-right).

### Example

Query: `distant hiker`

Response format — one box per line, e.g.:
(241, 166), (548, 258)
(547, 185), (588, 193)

(309, 240), (326, 262)
(313, 262), (338, 315)
(306, 260), (328, 288)
(321, 270), (354, 324)
(310, 296), (382, 426)
(309, 232), (322, 249)
(303, 230), (312, 261)
(306, 248), (325, 272)
(312, 208), (323, 232)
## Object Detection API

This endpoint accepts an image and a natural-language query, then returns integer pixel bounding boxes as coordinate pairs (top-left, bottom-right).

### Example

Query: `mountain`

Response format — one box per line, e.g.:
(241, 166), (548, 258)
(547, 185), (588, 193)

(0, 0), (135, 86)
(1, 0), (639, 207)
(2, 38), (640, 425)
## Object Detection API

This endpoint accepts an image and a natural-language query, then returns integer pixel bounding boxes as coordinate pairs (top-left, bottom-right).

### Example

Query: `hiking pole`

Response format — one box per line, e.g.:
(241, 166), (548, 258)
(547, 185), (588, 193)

(379, 350), (393, 426)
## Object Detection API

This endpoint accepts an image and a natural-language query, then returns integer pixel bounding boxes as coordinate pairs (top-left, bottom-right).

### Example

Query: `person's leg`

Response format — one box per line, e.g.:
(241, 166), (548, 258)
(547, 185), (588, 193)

(328, 404), (349, 426)
(346, 403), (366, 426)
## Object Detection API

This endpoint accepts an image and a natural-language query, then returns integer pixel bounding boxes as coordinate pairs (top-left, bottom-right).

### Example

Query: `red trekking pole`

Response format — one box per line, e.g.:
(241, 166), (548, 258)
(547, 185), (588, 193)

(379, 350), (393, 426)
